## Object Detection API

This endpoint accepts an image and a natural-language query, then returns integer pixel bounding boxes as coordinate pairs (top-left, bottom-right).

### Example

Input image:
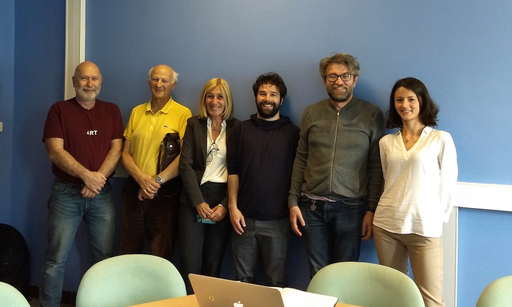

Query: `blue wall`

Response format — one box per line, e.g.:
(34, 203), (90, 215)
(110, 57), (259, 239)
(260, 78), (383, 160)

(0, 0), (15, 223)
(10, 0), (67, 290)
(3, 1), (512, 306)
(458, 208), (512, 305)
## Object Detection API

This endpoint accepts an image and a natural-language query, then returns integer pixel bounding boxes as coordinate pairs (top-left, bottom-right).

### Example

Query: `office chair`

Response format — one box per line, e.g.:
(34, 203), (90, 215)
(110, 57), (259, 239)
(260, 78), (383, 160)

(307, 262), (424, 307)
(76, 254), (186, 307)
(476, 275), (512, 307)
(0, 281), (30, 307)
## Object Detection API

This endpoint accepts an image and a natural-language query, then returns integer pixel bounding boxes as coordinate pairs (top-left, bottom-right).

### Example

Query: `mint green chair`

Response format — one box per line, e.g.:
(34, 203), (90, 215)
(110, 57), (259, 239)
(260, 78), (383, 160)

(307, 262), (424, 307)
(477, 275), (512, 307)
(0, 281), (30, 307)
(76, 254), (186, 307)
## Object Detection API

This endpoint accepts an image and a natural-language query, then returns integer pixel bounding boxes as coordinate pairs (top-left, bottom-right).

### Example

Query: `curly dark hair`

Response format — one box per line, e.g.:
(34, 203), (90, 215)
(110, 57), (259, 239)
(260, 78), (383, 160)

(386, 77), (439, 129)
(252, 72), (287, 100)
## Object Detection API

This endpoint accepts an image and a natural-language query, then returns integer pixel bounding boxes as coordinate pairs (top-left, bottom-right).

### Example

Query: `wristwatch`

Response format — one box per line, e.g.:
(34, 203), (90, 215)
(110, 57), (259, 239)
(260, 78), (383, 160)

(155, 175), (164, 184)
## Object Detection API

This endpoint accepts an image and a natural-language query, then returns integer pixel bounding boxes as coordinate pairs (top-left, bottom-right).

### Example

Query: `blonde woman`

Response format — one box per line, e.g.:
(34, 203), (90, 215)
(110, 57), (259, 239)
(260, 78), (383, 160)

(178, 78), (239, 293)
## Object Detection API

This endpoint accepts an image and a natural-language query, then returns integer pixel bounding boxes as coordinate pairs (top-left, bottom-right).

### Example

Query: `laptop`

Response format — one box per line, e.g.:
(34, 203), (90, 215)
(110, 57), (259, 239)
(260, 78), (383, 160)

(190, 274), (285, 307)
(189, 274), (338, 307)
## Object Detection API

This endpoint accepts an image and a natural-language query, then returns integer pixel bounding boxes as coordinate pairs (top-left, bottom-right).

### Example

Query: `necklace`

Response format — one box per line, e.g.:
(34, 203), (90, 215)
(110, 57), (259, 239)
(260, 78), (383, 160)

(402, 126), (425, 145)
(211, 122), (221, 131)
(402, 130), (411, 143)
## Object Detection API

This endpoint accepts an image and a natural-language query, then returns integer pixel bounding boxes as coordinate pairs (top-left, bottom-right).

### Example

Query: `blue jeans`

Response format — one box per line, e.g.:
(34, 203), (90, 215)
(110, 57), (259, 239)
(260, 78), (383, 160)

(299, 196), (366, 278)
(231, 217), (290, 287)
(39, 180), (115, 307)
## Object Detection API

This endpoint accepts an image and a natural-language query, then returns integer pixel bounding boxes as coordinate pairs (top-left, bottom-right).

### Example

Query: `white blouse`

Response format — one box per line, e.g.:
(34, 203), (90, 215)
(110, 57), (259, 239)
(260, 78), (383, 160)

(201, 118), (227, 185)
(373, 126), (458, 237)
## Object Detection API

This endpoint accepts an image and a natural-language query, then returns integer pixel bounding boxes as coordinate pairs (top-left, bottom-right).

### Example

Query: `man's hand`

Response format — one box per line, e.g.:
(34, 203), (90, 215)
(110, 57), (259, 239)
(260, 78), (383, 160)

(136, 174), (160, 196)
(209, 205), (227, 222)
(229, 207), (246, 235)
(81, 171), (106, 194)
(138, 189), (155, 201)
(81, 186), (97, 199)
(290, 206), (305, 237)
(361, 211), (374, 240)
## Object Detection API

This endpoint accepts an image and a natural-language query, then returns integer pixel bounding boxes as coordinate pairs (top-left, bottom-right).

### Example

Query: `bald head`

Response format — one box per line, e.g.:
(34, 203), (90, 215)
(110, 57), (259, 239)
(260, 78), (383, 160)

(73, 61), (102, 103)
(148, 65), (178, 103)
(74, 61), (101, 78)
(148, 65), (178, 84)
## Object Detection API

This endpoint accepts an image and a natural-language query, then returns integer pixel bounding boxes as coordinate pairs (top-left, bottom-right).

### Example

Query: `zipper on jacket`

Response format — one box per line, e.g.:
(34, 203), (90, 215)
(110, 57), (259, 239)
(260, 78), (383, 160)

(329, 111), (340, 192)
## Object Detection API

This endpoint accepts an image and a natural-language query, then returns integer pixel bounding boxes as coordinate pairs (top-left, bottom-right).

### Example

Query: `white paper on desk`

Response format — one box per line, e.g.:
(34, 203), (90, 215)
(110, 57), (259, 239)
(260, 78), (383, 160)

(276, 287), (338, 307)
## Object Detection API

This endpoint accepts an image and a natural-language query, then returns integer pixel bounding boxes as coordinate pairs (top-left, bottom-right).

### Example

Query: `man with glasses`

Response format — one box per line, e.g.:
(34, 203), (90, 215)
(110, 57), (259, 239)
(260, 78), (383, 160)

(227, 73), (299, 287)
(40, 61), (124, 307)
(288, 53), (384, 278)
(120, 64), (191, 259)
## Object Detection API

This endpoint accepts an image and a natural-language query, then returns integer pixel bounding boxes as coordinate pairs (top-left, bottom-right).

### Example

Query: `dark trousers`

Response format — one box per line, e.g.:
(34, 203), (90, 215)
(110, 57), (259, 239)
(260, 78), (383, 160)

(231, 217), (290, 287)
(299, 195), (366, 278)
(119, 177), (180, 259)
(179, 182), (230, 294)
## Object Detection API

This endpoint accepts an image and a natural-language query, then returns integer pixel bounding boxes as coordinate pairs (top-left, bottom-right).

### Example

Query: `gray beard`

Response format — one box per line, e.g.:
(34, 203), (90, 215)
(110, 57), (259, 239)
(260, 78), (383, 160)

(327, 86), (352, 103)
(76, 87), (101, 102)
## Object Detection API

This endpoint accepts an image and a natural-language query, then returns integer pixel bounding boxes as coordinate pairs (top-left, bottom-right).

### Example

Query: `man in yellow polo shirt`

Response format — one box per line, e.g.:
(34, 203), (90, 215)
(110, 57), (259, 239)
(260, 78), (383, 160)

(120, 64), (192, 258)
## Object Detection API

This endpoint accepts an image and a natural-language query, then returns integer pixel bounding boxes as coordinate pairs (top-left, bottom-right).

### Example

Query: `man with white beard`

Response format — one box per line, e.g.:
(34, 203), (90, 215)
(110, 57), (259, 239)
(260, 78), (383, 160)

(288, 53), (385, 279)
(40, 61), (123, 307)
(227, 72), (299, 287)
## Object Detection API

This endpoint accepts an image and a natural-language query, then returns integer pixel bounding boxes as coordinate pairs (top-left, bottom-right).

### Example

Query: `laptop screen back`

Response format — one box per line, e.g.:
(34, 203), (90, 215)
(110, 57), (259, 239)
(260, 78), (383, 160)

(189, 274), (285, 307)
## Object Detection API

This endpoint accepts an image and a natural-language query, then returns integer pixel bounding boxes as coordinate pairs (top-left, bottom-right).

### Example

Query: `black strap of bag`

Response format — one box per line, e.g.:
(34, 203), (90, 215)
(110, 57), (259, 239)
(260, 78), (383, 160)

(157, 132), (181, 197)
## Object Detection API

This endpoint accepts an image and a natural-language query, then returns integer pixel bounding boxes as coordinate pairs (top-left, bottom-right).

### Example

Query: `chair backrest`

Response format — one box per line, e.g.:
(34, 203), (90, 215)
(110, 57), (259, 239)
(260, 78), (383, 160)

(0, 224), (30, 290)
(76, 254), (186, 307)
(477, 275), (512, 307)
(0, 281), (30, 307)
(307, 262), (424, 307)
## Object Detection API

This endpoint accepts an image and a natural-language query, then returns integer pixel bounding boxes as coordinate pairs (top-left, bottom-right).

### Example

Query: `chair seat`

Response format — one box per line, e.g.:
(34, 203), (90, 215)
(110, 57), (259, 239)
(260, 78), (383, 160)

(307, 262), (424, 307)
(0, 281), (30, 307)
(477, 275), (512, 307)
(76, 254), (186, 307)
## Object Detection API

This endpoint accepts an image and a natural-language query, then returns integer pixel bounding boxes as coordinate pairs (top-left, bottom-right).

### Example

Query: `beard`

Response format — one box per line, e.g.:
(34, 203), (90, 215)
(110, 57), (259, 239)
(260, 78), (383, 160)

(256, 100), (280, 119)
(327, 85), (353, 103)
(76, 86), (101, 102)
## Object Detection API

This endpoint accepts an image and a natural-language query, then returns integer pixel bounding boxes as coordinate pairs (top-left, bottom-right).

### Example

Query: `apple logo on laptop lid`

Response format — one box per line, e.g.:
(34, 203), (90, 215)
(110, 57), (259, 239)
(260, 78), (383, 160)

(233, 301), (244, 307)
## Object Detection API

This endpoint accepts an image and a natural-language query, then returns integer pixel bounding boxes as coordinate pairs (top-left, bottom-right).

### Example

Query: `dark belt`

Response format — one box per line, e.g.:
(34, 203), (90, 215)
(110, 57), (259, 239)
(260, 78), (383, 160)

(54, 178), (83, 189)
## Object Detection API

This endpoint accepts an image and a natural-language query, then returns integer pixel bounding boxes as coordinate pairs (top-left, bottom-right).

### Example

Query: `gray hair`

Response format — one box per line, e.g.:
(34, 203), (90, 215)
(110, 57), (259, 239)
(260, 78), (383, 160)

(147, 66), (179, 84)
(319, 53), (360, 79)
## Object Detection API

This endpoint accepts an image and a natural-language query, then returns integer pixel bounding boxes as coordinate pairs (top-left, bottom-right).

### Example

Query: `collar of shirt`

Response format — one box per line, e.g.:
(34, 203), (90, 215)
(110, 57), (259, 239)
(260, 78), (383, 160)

(144, 97), (175, 114)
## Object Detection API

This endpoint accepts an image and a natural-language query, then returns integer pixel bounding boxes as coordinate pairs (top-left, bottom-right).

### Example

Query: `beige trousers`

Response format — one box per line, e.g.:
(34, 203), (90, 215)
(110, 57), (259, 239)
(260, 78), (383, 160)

(373, 226), (444, 307)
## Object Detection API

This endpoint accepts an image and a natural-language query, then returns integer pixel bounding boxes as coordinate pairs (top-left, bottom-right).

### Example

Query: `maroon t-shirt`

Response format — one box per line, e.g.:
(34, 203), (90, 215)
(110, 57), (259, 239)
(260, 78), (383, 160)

(42, 98), (124, 184)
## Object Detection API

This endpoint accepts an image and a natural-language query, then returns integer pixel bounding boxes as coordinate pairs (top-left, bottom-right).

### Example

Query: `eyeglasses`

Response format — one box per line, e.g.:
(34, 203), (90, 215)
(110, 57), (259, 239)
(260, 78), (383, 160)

(206, 142), (219, 163)
(326, 73), (353, 83)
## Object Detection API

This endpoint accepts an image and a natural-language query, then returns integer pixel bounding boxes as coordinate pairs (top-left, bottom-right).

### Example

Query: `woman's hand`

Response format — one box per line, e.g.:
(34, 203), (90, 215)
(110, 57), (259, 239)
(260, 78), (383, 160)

(196, 202), (213, 220)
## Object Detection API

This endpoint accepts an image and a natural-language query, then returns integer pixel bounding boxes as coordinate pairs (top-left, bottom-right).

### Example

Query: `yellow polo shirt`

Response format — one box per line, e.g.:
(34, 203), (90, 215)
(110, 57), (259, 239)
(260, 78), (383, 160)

(124, 97), (192, 176)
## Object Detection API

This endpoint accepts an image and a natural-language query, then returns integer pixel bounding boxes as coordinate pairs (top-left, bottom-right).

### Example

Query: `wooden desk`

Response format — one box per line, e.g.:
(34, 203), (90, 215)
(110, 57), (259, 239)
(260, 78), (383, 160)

(130, 295), (198, 307)
(130, 294), (360, 307)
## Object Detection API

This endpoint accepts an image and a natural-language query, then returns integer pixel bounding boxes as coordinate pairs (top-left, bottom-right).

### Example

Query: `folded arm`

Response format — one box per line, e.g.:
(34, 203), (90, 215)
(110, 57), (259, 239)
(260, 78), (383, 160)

(45, 138), (107, 194)
(121, 139), (160, 199)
